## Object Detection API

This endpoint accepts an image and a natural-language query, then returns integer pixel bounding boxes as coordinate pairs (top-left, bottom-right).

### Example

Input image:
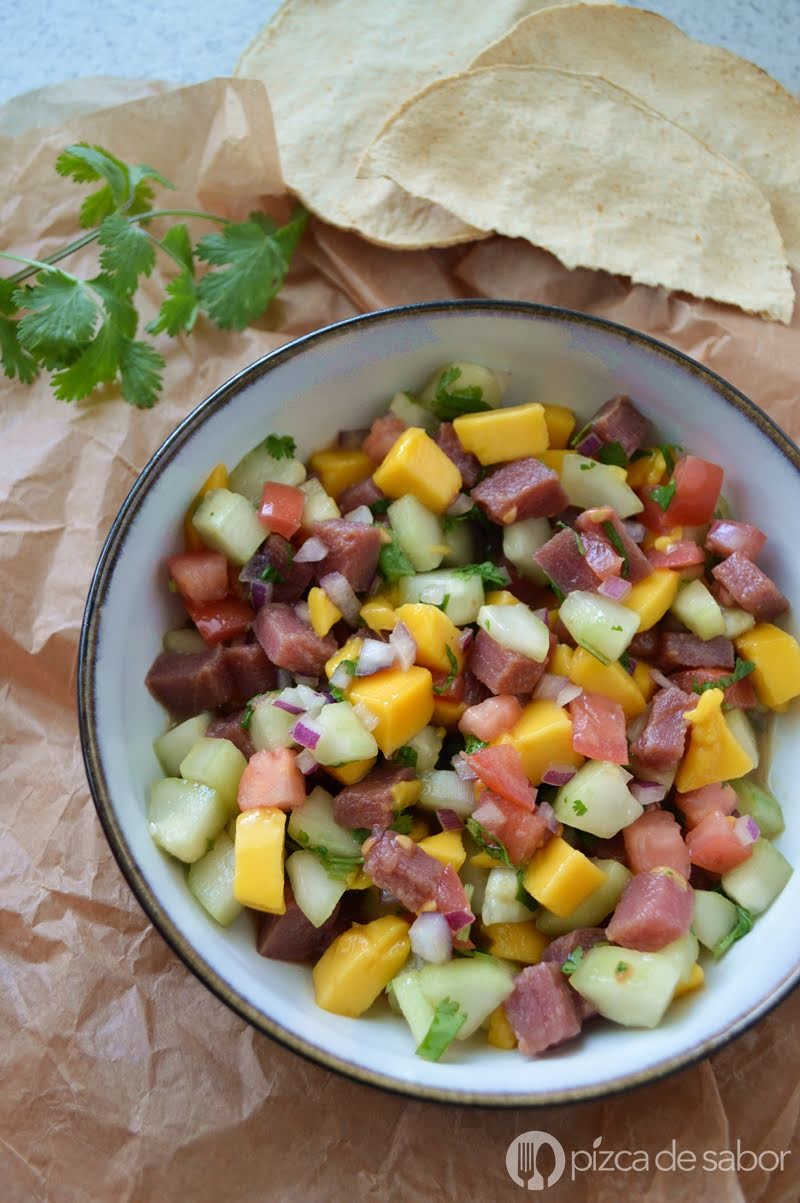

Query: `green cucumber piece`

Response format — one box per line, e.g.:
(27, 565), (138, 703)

(299, 477), (340, 527)
(725, 709), (759, 769)
(477, 602), (549, 661)
(228, 443), (306, 506)
(554, 761), (642, 839)
(420, 361), (505, 413)
(179, 736), (247, 814)
(418, 769), (475, 816)
(418, 957), (515, 1038)
(192, 488), (265, 566)
(285, 850), (348, 927)
(154, 712), (211, 777)
(671, 579), (725, 640)
(187, 830), (242, 925)
(250, 693), (297, 752)
(388, 494), (445, 572)
(441, 519), (474, 567)
(390, 970), (436, 1046)
(721, 607), (756, 639)
(731, 779), (785, 841)
(313, 702), (378, 766)
(536, 859), (630, 936)
(561, 453), (643, 519)
(502, 517), (550, 583)
(404, 725), (445, 774)
(721, 838), (793, 914)
(481, 867), (532, 926)
(692, 889), (738, 951)
(569, 945), (681, 1028)
(287, 786), (365, 858)
(388, 391), (438, 433)
(149, 777), (228, 863)
(559, 590), (640, 665)
(398, 569), (485, 625)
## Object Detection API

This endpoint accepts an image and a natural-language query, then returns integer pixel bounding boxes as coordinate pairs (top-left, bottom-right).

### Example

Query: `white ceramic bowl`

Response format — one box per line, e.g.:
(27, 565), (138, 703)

(79, 301), (800, 1105)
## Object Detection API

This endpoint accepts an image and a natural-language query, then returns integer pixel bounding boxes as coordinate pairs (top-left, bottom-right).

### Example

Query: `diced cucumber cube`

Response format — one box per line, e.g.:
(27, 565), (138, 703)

(388, 391), (438, 433)
(561, 454), (643, 519)
(149, 777), (228, 863)
(154, 712), (211, 777)
(418, 770), (475, 817)
(731, 779), (784, 841)
(286, 849), (348, 928)
(559, 590), (640, 665)
(250, 693), (297, 752)
(388, 494), (445, 572)
(162, 628), (208, 654)
(569, 945), (682, 1028)
(441, 520), (474, 567)
(313, 702), (378, 766)
(192, 488), (265, 566)
(299, 476), (340, 527)
(477, 603), (549, 662)
(390, 970), (436, 1045)
(692, 889), (739, 952)
(481, 867), (533, 926)
(536, 858), (631, 936)
(179, 736), (248, 814)
(229, 443), (306, 506)
(287, 786), (365, 858)
(721, 838), (793, 914)
(554, 761), (642, 839)
(420, 362), (505, 411)
(725, 709), (759, 769)
(405, 725), (445, 774)
(502, 517), (550, 583)
(187, 830), (242, 925)
(671, 579), (725, 640)
(418, 957), (515, 1038)
(398, 569), (484, 625)
(721, 607), (756, 639)
(659, 932), (699, 988)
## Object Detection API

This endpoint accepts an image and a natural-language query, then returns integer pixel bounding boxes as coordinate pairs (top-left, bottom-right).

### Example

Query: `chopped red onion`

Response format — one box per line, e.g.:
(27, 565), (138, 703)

(352, 701), (379, 732)
(623, 520), (647, 544)
(436, 808), (464, 832)
(273, 697), (305, 715)
(389, 621), (417, 671)
(446, 492), (474, 517)
(734, 814), (760, 846)
(598, 576), (632, 601)
(444, 907), (475, 934)
(650, 667), (674, 691)
(409, 912), (452, 963)
(249, 580), (272, 611)
(452, 753), (478, 782)
(541, 764), (577, 787)
(320, 571), (361, 625)
(291, 717), (323, 750)
(294, 600), (311, 624)
(556, 682), (583, 708)
(343, 505), (374, 525)
(630, 780), (668, 806)
(356, 639), (396, 676)
(330, 662), (354, 691)
(337, 428), (369, 449)
(576, 431), (603, 457)
(537, 800), (561, 834)
(534, 673), (569, 702)
(295, 536), (329, 564)
(458, 627), (474, 652)
(296, 749), (319, 775)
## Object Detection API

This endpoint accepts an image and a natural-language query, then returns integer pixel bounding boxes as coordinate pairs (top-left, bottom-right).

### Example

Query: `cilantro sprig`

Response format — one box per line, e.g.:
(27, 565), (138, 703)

(453, 561), (509, 588)
(712, 904), (753, 959)
(692, 659), (755, 695)
(0, 143), (308, 407)
(294, 829), (363, 879)
(465, 817), (512, 867)
(650, 479), (677, 513)
(416, 997), (468, 1061)
(433, 644), (460, 696)
(429, 366), (490, 420)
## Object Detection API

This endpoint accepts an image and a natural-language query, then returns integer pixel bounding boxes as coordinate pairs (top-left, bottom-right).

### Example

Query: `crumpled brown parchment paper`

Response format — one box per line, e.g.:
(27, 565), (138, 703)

(1, 77), (799, 1203)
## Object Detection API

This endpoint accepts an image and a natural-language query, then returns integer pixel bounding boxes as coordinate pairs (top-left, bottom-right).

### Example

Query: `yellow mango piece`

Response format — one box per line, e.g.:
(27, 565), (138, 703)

(487, 1005), (517, 1049)
(523, 837), (607, 918)
(346, 869), (373, 891)
(673, 962), (705, 1000)
(308, 586), (342, 637)
(392, 778), (422, 809)
(233, 807), (287, 913)
(325, 636), (364, 681)
(549, 643), (574, 677)
(453, 402), (548, 465)
(394, 602), (463, 673)
(483, 921), (550, 965)
(676, 689), (756, 792)
(538, 449), (574, 472)
(623, 569), (680, 632)
(313, 916), (411, 1017)
(653, 527), (684, 552)
(184, 462), (228, 550)
(541, 404), (575, 450)
(348, 666), (434, 756)
(308, 447), (372, 500)
(360, 595), (397, 633)
(409, 817), (432, 842)
(626, 448), (667, 489)
(432, 698), (467, 727)
(326, 758), (376, 786)
(633, 660), (656, 702)
(372, 427), (461, 514)
(417, 830), (466, 871)
(568, 647), (647, 719)
(736, 623), (800, 708)
(485, 589), (520, 606)
(471, 851), (499, 869)
(495, 699), (583, 785)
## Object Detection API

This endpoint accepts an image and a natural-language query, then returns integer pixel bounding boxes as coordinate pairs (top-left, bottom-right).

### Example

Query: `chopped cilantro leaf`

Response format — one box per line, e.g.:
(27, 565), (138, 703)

(464, 735), (488, 755)
(615, 961), (630, 975)
(453, 561), (509, 588)
(569, 420), (593, 449)
(692, 659), (755, 695)
(579, 461), (596, 471)
(328, 684), (346, 702)
(515, 869), (537, 911)
(572, 799), (588, 817)
(629, 448), (651, 462)
(436, 593), (451, 614)
(601, 520), (630, 578)
(392, 745), (418, 769)
(712, 904), (753, 959)
(597, 441), (628, 468)
(338, 659), (358, 677)
(443, 503), (491, 533)
(557, 520), (586, 557)
(264, 433), (296, 460)
(240, 702), (254, 731)
(541, 569), (566, 604)
(260, 563), (285, 584)
(389, 812), (414, 835)
(561, 947), (584, 976)
(650, 479), (677, 513)
(378, 535), (416, 584)
(352, 828), (370, 844)
(433, 644), (459, 696)
(659, 444), (680, 477)
(465, 817), (512, 867)
(430, 366), (490, 421)
(369, 498), (391, 516)
(294, 831), (363, 879)
(611, 624), (623, 632)
(618, 651), (634, 673)
(416, 997), (468, 1061)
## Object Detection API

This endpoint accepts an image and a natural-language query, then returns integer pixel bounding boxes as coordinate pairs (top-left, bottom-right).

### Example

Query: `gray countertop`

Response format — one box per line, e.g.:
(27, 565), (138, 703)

(0, 0), (797, 108)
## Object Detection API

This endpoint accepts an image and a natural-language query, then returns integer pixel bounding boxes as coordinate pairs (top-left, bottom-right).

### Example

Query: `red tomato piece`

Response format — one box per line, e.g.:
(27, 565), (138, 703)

(685, 810), (753, 874)
(237, 747), (306, 811)
(471, 791), (554, 867)
(675, 782), (738, 829)
(184, 596), (254, 644)
(640, 455), (724, 532)
(167, 550), (228, 604)
(568, 692), (628, 765)
(623, 810), (691, 878)
(259, 482), (305, 539)
(467, 744), (536, 811)
(646, 540), (705, 570)
(459, 695), (523, 742)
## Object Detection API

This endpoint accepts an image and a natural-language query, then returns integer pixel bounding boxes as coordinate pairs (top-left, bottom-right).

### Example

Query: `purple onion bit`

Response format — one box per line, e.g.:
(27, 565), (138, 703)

(320, 571), (360, 625)
(537, 800), (561, 834)
(389, 621), (417, 671)
(630, 780), (668, 806)
(734, 814), (760, 846)
(436, 808), (465, 832)
(576, 431), (603, 457)
(598, 576), (632, 601)
(444, 907), (475, 933)
(355, 639), (396, 676)
(452, 753), (478, 783)
(541, 764), (578, 787)
(294, 536), (329, 564)
(291, 717), (322, 750)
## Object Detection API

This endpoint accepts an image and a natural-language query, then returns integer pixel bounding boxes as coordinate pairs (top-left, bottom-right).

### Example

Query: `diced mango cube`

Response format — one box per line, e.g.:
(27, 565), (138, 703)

(417, 830), (466, 871)
(541, 404), (575, 450)
(453, 403), (548, 466)
(432, 698), (467, 727)
(391, 778), (422, 809)
(495, 699), (583, 785)
(394, 602), (463, 673)
(626, 448), (667, 489)
(308, 447), (372, 500)
(623, 569), (680, 631)
(653, 527), (684, 553)
(312, 916), (411, 1017)
(633, 660), (656, 702)
(471, 851), (499, 869)
(549, 643), (574, 677)
(325, 636), (364, 682)
(372, 427), (460, 513)
(676, 689), (756, 793)
(523, 837), (607, 918)
(673, 962), (705, 999)
(308, 586), (342, 637)
(487, 1004), (517, 1049)
(568, 647), (647, 719)
(483, 921), (550, 965)
(347, 666), (434, 756)
(735, 623), (800, 708)
(233, 807), (287, 913)
(184, 462), (228, 550)
(346, 869), (373, 891)
(485, 589), (521, 606)
(409, 816), (432, 842)
(360, 595), (397, 632)
(326, 758), (376, 786)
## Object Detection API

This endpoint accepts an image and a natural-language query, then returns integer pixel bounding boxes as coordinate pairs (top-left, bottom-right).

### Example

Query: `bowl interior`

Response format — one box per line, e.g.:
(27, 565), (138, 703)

(82, 303), (800, 1104)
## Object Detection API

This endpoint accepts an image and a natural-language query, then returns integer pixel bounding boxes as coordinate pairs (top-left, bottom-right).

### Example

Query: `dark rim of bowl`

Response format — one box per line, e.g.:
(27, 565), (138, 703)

(78, 298), (800, 1107)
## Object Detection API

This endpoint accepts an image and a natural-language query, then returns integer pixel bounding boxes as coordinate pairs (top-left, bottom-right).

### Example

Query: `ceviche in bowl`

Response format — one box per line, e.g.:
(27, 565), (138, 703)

(79, 302), (800, 1104)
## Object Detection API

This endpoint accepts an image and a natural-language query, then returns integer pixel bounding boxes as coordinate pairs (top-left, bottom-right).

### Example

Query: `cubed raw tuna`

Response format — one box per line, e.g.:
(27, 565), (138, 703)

(436, 421), (481, 489)
(630, 686), (694, 771)
(589, 395), (648, 457)
(222, 642), (278, 705)
(338, 476), (385, 514)
(504, 962), (583, 1056)
(312, 519), (382, 591)
(469, 628), (547, 696)
(623, 810), (691, 878)
(257, 886), (347, 962)
(569, 692), (628, 765)
(606, 868), (694, 952)
(712, 552), (788, 621)
(533, 527), (599, 594)
(254, 603), (336, 676)
(669, 668), (756, 709)
(206, 710), (256, 760)
(466, 744), (536, 810)
(472, 458), (568, 525)
(685, 811), (753, 874)
(675, 782), (738, 829)
(145, 648), (232, 717)
(363, 831), (443, 912)
(706, 520), (767, 561)
(333, 764), (417, 830)
(470, 792), (553, 866)
(658, 633), (735, 671)
(363, 413), (407, 462)
(576, 509), (652, 583)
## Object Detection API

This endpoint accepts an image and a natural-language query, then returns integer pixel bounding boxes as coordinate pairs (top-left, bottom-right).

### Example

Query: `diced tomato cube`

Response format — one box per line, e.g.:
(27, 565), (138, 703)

(685, 810), (753, 874)
(259, 482), (305, 539)
(568, 692), (628, 765)
(467, 744), (535, 811)
(623, 809), (691, 878)
(640, 455), (724, 532)
(471, 791), (553, 867)
(459, 695), (523, 742)
(184, 596), (254, 644)
(675, 782), (738, 829)
(646, 540), (705, 570)
(237, 747), (306, 811)
(167, 550), (228, 604)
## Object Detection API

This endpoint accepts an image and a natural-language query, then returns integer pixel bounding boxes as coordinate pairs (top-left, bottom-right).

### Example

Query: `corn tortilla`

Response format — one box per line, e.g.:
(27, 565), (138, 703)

(473, 4), (800, 272)
(361, 66), (793, 323)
